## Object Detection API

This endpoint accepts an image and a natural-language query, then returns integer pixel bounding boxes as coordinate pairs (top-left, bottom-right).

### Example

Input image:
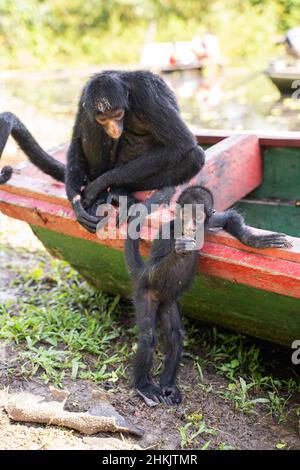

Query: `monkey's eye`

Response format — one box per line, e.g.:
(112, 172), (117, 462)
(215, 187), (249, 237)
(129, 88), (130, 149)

(95, 115), (108, 125)
(96, 109), (124, 125)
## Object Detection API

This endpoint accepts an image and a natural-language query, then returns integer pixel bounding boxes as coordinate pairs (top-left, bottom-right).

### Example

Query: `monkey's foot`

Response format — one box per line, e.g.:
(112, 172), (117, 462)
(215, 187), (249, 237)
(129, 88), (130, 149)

(135, 383), (168, 407)
(160, 385), (182, 405)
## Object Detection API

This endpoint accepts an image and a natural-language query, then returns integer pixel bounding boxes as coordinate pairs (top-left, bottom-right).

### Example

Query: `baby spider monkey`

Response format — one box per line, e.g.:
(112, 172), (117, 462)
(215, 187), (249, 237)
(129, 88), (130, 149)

(125, 185), (289, 406)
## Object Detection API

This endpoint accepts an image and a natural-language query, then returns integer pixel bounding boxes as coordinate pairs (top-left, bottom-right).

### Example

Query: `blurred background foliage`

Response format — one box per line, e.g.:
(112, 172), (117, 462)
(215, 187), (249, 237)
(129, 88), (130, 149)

(1, 0), (300, 69)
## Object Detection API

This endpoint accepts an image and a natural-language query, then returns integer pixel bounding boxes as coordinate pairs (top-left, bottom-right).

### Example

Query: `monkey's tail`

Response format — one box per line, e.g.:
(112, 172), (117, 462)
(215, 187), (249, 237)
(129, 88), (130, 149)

(124, 189), (175, 279)
(124, 221), (145, 279)
(0, 111), (66, 184)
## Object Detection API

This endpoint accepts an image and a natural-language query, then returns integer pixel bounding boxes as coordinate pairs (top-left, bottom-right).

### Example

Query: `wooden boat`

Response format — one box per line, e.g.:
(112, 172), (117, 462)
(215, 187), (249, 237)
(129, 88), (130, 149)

(266, 28), (300, 94)
(140, 41), (205, 73)
(1, 131), (300, 347)
(159, 61), (203, 74)
(265, 62), (300, 95)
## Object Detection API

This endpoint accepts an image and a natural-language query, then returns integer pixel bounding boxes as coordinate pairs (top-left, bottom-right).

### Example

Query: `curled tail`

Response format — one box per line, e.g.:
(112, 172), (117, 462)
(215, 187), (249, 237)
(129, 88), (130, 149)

(0, 111), (66, 184)
(125, 216), (145, 279)
(124, 188), (177, 279)
(125, 235), (145, 279)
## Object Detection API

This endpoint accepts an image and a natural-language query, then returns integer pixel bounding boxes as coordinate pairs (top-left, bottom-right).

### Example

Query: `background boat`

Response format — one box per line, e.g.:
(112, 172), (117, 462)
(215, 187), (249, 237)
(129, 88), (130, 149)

(140, 34), (221, 73)
(265, 61), (300, 95)
(266, 27), (300, 95)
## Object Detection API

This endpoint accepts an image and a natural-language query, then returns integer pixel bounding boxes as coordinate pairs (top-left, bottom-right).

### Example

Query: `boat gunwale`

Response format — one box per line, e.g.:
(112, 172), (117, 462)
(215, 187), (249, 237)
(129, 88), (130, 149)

(194, 129), (300, 148)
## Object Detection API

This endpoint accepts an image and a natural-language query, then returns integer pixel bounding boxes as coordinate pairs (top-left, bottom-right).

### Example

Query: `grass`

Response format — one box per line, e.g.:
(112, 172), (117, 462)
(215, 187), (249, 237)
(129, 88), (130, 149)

(221, 378), (269, 414)
(179, 411), (235, 450)
(0, 257), (135, 387)
(187, 325), (300, 422)
(179, 412), (218, 450)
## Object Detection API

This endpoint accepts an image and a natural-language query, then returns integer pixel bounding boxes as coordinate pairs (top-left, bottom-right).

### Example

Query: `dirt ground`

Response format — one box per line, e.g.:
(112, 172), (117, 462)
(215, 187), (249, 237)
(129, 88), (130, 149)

(0, 213), (299, 450)
(1, 355), (299, 450)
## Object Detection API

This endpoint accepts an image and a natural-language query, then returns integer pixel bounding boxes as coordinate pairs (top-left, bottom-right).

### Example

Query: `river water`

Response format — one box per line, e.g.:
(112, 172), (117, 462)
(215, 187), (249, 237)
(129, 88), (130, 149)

(1, 67), (300, 167)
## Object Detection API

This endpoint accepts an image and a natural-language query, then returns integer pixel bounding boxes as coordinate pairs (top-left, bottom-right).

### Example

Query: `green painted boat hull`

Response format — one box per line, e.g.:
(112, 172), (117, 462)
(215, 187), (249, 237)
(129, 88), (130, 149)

(235, 147), (300, 237)
(31, 226), (300, 347)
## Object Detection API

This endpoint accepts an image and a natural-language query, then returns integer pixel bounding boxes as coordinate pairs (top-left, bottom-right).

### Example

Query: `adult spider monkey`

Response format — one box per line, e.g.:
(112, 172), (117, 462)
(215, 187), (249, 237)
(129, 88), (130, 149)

(0, 70), (205, 232)
(125, 186), (289, 406)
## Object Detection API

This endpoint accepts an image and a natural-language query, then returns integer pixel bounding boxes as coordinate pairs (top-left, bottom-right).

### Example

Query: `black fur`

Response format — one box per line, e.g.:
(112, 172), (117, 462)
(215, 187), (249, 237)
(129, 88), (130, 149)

(0, 112), (65, 183)
(125, 185), (289, 406)
(0, 70), (205, 232)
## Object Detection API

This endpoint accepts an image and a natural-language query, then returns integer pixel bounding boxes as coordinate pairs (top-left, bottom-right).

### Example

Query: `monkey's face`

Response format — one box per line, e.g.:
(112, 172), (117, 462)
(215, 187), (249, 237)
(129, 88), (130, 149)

(95, 108), (125, 139)
(180, 203), (206, 238)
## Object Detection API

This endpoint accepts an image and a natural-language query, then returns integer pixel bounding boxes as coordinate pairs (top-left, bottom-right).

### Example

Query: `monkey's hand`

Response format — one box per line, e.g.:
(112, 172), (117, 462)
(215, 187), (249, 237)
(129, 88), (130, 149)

(0, 165), (13, 184)
(175, 236), (197, 255)
(83, 175), (109, 208)
(72, 195), (101, 233)
(241, 231), (292, 249)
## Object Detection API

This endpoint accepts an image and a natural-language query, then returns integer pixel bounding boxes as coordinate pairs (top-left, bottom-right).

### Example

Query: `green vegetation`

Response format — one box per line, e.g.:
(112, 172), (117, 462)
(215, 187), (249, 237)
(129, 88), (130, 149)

(1, 0), (300, 69)
(0, 258), (135, 386)
(190, 327), (300, 423)
(179, 412), (219, 450)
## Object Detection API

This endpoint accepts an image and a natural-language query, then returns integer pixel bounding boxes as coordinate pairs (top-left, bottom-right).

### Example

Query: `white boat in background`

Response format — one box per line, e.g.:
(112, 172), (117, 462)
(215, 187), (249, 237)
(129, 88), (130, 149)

(266, 27), (300, 95)
(140, 34), (221, 73)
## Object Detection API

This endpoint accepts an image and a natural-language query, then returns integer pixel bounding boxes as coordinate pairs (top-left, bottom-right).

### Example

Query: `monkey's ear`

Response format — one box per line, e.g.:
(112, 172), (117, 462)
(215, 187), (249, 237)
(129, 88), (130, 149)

(82, 102), (86, 109)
